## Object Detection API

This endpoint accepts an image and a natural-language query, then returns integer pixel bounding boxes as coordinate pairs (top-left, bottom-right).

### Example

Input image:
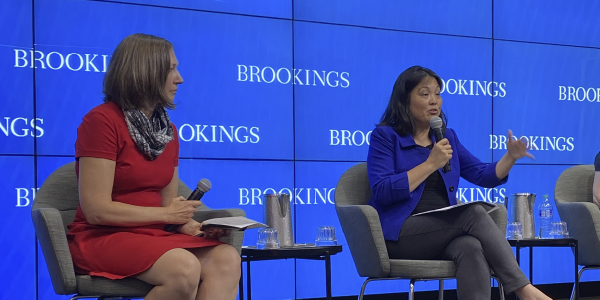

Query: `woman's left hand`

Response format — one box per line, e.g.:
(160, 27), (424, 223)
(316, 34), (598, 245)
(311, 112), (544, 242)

(506, 129), (535, 160)
(177, 219), (203, 236)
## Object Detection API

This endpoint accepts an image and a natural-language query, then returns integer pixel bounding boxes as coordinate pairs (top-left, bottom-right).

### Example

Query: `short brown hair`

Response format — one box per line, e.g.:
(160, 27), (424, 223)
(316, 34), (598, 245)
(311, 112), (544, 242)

(103, 33), (174, 110)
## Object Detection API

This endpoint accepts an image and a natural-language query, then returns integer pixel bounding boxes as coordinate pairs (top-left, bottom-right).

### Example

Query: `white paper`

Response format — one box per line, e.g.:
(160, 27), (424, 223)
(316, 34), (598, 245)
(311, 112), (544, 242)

(201, 216), (267, 230)
(411, 201), (499, 216)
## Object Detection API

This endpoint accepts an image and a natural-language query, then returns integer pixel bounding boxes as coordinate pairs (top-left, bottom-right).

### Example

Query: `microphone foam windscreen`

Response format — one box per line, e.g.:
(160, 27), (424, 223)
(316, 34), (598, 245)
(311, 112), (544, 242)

(429, 116), (443, 129)
(198, 179), (212, 192)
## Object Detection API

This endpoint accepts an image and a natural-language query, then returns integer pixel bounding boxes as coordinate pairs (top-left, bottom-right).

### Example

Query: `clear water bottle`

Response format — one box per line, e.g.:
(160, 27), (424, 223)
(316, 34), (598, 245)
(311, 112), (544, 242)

(538, 194), (553, 239)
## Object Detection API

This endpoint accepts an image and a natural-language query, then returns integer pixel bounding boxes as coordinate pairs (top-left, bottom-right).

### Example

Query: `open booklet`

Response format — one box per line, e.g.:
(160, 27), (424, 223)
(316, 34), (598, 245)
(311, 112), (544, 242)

(200, 216), (267, 230)
(411, 201), (499, 216)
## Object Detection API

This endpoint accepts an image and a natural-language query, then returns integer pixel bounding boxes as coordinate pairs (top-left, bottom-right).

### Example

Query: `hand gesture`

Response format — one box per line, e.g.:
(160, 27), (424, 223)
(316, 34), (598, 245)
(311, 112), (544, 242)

(506, 129), (535, 160)
(164, 196), (202, 224)
(427, 138), (453, 170)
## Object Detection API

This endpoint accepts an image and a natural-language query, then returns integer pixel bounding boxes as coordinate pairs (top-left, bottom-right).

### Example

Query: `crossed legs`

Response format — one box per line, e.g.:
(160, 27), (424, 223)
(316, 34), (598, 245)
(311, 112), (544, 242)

(385, 203), (551, 300)
(137, 244), (240, 300)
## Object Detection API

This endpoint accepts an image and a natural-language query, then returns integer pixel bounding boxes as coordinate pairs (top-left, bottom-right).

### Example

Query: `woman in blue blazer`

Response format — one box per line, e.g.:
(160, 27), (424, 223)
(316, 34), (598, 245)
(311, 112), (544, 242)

(367, 66), (550, 300)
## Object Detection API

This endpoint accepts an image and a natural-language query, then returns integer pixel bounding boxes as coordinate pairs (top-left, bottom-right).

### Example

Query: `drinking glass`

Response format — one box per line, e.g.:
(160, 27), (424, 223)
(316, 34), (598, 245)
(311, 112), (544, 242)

(257, 227), (280, 249)
(506, 222), (524, 240)
(550, 221), (569, 238)
(315, 226), (337, 246)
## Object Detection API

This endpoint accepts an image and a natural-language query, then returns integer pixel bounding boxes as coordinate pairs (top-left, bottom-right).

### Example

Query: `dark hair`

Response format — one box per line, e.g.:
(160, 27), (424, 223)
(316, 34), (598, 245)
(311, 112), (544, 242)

(103, 33), (174, 110)
(378, 66), (447, 136)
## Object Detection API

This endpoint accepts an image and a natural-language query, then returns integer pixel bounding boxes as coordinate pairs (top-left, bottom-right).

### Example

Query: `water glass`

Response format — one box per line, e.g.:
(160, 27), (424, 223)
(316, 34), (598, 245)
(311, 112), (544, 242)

(506, 222), (524, 240)
(315, 226), (337, 246)
(257, 227), (280, 249)
(550, 221), (569, 238)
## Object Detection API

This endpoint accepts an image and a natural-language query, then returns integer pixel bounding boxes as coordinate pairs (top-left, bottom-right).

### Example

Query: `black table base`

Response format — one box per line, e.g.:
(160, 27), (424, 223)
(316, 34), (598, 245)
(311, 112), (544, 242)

(238, 245), (343, 300)
(508, 238), (578, 300)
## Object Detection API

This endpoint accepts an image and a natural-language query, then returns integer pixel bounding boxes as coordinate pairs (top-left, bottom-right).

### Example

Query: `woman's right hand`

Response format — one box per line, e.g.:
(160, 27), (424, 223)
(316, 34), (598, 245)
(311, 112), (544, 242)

(164, 196), (202, 224)
(426, 138), (453, 170)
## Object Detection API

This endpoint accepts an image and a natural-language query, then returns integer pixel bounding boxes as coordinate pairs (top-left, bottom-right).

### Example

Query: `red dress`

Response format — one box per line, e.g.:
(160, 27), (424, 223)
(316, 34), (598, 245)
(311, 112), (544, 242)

(67, 102), (221, 280)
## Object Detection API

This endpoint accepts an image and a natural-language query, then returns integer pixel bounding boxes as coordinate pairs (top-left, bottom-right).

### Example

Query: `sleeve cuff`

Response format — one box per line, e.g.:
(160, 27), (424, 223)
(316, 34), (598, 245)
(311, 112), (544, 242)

(486, 161), (508, 186)
(75, 150), (117, 161)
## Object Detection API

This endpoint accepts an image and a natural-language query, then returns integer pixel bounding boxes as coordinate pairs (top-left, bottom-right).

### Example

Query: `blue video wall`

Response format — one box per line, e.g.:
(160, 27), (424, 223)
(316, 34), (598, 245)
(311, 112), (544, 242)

(2, 0), (600, 299)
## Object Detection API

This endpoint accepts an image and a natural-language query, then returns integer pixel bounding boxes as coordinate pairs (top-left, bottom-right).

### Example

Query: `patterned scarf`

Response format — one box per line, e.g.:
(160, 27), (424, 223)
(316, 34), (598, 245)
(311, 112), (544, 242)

(122, 106), (174, 160)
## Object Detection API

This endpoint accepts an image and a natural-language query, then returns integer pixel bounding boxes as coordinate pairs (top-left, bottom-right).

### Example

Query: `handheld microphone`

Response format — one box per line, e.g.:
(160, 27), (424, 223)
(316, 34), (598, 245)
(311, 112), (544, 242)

(430, 116), (451, 173)
(164, 179), (212, 232)
(188, 178), (211, 201)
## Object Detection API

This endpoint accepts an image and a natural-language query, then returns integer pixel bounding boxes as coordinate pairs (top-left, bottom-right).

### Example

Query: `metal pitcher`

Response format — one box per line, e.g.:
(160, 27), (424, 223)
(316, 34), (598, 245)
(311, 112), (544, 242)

(263, 193), (294, 247)
(505, 193), (537, 239)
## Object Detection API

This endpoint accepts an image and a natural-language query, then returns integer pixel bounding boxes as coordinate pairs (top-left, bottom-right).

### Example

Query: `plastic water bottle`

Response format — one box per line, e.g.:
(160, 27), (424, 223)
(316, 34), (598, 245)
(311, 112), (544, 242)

(538, 194), (553, 239)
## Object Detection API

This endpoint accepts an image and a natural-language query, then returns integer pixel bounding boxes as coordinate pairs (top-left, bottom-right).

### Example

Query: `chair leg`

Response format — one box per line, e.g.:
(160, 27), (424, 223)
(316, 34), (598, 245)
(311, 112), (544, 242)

(409, 279), (416, 300)
(492, 276), (505, 300)
(438, 279), (444, 300)
(358, 278), (374, 300)
(570, 267), (585, 300)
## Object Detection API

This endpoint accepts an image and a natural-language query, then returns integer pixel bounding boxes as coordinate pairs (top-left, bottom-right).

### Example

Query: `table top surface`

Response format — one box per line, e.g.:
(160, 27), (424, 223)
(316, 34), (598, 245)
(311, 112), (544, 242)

(507, 238), (577, 247)
(241, 244), (343, 258)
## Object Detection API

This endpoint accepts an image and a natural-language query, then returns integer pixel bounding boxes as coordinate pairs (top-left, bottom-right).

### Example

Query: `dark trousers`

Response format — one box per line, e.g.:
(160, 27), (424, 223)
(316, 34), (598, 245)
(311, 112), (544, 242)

(385, 203), (529, 300)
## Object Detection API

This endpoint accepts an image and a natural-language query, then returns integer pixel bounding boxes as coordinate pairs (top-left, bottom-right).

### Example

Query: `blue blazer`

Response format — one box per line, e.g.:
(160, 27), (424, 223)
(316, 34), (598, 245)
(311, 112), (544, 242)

(367, 125), (507, 241)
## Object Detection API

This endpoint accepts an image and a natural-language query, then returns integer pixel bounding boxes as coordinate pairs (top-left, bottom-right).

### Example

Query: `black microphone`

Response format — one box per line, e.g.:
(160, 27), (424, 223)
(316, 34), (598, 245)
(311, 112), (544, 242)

(164, 179), (212, 232)
(430, 116), (451, 173)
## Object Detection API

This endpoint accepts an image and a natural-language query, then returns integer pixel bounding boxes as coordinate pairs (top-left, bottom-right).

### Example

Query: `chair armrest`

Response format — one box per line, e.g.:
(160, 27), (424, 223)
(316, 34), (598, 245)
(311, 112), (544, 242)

(489, 204), (508, 236)
(31, 208), (77, 295)
(335, 204), (390, 278)
(556, 201), (600, 266)
(192, 209), (246, 254)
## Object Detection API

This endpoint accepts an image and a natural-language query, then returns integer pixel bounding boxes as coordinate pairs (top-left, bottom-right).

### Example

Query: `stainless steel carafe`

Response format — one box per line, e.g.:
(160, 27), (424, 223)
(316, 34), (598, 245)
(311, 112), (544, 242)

(505, 193), (537, 239)
(263, 193), (294, 247)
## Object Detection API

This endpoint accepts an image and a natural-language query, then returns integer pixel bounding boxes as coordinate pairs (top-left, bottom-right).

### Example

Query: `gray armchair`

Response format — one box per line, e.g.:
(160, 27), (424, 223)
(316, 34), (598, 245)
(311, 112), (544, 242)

(31, 161), (245, 300)
(334, 162), (507, 300)
(554, 164), (599, 300)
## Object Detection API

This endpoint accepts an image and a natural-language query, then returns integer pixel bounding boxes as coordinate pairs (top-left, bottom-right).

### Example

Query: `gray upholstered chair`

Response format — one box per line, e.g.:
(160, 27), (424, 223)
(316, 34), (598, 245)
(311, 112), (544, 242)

(554, 164), (598, 300)
(334, 162), (507, 300)
(31, 161), (245, 300)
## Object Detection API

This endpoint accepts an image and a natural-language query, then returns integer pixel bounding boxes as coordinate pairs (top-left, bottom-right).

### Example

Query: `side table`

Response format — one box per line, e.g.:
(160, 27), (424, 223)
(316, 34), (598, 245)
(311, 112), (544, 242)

(508, 238), (578, 300)
(239, 245), (343, 300)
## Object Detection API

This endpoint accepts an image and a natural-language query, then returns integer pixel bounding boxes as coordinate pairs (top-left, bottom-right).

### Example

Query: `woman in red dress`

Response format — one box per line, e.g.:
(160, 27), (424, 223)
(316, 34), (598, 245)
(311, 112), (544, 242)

(67, 33), (240, 300)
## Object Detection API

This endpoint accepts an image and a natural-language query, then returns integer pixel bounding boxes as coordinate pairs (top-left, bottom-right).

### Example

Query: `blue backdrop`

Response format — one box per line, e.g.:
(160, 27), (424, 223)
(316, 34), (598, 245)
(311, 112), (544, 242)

(2, 0), (600, 299)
